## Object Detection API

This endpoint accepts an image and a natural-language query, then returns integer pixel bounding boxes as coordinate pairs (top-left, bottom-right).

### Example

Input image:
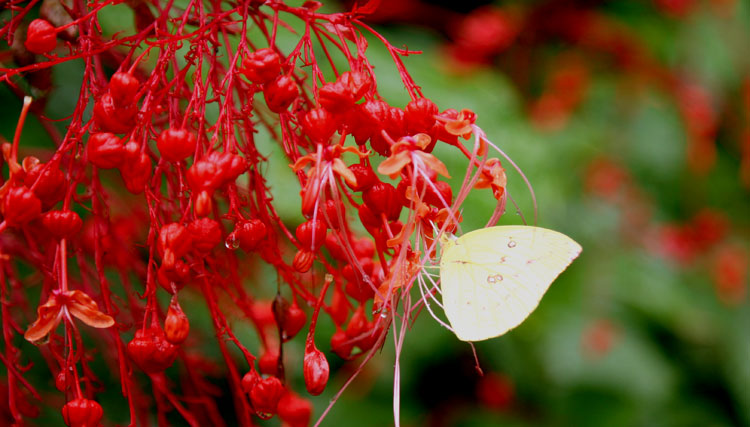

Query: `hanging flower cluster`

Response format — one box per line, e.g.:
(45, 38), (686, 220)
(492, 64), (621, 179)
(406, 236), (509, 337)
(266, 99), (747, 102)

(0, 0), (515, 425)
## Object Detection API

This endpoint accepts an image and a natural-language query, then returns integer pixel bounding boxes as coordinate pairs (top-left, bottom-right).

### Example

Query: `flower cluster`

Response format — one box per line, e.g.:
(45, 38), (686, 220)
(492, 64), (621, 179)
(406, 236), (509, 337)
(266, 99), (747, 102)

(0, 1), (511, 425)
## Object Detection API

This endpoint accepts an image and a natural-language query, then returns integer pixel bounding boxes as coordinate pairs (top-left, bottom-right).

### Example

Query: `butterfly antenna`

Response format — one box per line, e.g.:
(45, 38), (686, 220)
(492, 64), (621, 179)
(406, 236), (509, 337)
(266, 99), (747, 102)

(477, 125), (539, 225)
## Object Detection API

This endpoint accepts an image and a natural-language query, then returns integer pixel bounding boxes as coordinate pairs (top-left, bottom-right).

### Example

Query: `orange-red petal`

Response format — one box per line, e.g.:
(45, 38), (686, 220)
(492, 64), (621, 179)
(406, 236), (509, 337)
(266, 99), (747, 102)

(377, 151), (411, 179)
(66, 290), (115, 329)
(416, 152), (450, 178)
(331, 158), (357, 187)
(24, 295), (63, 342)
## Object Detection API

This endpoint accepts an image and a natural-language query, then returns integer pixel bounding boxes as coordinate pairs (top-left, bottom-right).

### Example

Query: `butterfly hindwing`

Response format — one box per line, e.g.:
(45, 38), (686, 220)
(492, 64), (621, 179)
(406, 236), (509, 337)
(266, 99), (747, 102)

(440, 226), (582, 341)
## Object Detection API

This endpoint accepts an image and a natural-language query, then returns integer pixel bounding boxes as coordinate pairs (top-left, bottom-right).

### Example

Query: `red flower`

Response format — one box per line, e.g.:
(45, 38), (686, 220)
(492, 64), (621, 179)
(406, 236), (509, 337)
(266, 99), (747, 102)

(24, 290), (115, 343)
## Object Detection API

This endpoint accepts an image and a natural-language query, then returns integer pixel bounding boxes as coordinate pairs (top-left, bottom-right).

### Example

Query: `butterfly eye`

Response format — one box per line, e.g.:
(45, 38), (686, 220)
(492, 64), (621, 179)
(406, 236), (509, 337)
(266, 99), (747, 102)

(486, 274), (504, 284)
(507, 240), (517, 248)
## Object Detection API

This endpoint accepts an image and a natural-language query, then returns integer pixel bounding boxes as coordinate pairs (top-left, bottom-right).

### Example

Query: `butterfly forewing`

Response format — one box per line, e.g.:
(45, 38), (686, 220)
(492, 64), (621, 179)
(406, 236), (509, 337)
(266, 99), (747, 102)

(440, 226), (582, 342)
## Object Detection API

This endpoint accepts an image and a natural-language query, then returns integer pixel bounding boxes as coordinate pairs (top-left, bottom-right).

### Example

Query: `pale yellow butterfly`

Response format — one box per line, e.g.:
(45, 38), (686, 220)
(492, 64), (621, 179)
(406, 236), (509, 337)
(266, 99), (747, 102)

(439, 225), (582, 342)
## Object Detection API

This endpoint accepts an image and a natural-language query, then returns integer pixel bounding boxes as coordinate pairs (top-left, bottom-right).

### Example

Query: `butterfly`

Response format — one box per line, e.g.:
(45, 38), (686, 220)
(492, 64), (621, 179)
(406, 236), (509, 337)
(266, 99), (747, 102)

(439, 225), (582, 342)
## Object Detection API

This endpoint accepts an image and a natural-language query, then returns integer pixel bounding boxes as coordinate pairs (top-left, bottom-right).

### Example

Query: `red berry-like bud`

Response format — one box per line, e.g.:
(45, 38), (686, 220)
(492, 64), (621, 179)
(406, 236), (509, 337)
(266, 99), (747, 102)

(156, 128), (197, 162)
(61, 398), (103, 427)
(93, 92), (136, 134)
(188, 218), (222, 253)
(23, 160), (65, 207)
(330, 328), (353, 359)
(345, 163), (377, 192)
(250, 376), (285, 419)
(295, 219), (327, 251)
(241, 369), (261, 394)
(281, 302), (306, 340)
(157, 223), (192, 270)
(3, 186), (41, 227)
(109, 72), (140, 105)
(303, 346), (329, 395)
(87, 132), (124, 169)
(164, 302), (189, 345)
(363, 182), (401, 220)
(330, 287), (351, 327)
(157, 259), (190, 293)
(345, 306), (368, 340)
(405, 97), (439, 133)
(293, 250), (316, 273)
(318, 80), (351, 113)
(278, 391), (312, 427)
(126, 327), (178, 373)
(241, 48), (281, 84)
(346, 100), (389, 144)
(41, 210), (83, 239)
(120, 151), (152, 194)
(24, 19), (57, 54)
(236, 219), (267, 251)
(301, 107), (337, 143)
(258, 349), (279, 376)
(193, 190), (213, 217)
(339, 70), (371, 103)
(264, 75), (299, 113)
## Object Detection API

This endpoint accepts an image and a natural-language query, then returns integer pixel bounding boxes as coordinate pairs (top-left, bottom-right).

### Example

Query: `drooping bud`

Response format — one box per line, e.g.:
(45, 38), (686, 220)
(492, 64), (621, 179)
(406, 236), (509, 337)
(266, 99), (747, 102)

(61, 398), (103, 427)
(25, 19), (57, 54)
(303, 346), (329, 396)
(241, 48), (281, 84)
(156, 128), (197, 162)
(87, 132), (124, 169)
(278, 391), (312, 427)
(250, 376), (285, 419)
(41, 210), (83, 239)
(164, 299), (189, 344)
(3, 186), (41, 227)
(264, 75), (299, 113)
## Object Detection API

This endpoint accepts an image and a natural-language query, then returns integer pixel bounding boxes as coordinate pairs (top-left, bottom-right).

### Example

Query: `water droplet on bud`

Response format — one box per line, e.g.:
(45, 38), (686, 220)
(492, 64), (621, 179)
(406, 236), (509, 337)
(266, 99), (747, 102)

(225, 232), (240, 250)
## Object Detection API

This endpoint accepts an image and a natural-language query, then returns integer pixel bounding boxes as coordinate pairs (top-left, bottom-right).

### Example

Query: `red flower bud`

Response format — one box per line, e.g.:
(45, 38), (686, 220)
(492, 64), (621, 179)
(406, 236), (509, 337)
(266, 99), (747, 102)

(295, 219), (327, 251)
(126, 327), (178, 373)
(157, 260), (190, 293)
(345, 163), (377, 192)
(264, 75), (299, 113)
(61, 398), (103, 427)
(346, 100), (388, 144)
(281, 301), (306, 340)
(157, 223), (192, 270)
(164, 300), (189, 344)
(93, 92), (136, 134)
(241, 48), (281, 84)
(363, 182), (401, 220)
(109, 72), (140, 105)
(188, 218), (222, 253)
(41, 210), (83, 239)
(303, 346), (329, 395)
(329, 287), (350, 326)
(345, 306), (368, 339)
(87, 132), (124, 169)
(24, 19), (57, 54)
(293, 250), (315, 273)
(278, 391), (312, 427)
(156, 128), (197, 162)
(24, 161), (65, 207)
(258, 349), (279, 376)
(405, 97), (439, 134)
(241, 369), (261, 394)
(119, 151), (152, 194)
(236, 219), (267, 251)
(330, 328), (353, 359)
(250, 376), (285, 419)
(3, 186), (41, 227)
(301, 107), (337, 143)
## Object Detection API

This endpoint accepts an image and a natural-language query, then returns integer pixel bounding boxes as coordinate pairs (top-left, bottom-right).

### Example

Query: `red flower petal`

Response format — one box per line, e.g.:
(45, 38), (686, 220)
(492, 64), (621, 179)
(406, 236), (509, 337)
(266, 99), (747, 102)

(66, 290), (115, 329)
(24, 295), (63, 342)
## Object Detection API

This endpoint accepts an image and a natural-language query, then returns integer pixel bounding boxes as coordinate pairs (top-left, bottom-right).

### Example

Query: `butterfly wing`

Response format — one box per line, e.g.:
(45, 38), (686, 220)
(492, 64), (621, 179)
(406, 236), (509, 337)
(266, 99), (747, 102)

(440, 226), (582, 342)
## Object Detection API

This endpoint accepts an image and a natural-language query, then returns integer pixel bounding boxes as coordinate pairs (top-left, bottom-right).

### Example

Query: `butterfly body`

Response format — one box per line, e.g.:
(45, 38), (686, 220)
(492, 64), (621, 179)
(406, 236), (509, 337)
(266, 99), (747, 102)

(439, 226), (582, 342)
